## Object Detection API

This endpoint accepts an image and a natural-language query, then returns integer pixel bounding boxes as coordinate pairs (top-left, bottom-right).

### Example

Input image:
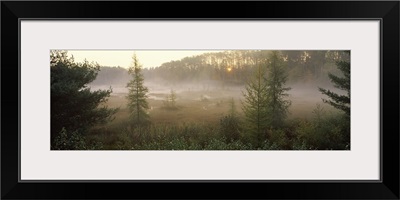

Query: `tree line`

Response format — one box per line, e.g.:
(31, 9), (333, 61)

(51, 50), (350, 150)
(90, 50), (349, 87)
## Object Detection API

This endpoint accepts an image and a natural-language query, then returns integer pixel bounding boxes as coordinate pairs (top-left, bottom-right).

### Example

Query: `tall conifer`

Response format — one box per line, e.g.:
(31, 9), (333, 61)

(126, 53), (150, 126)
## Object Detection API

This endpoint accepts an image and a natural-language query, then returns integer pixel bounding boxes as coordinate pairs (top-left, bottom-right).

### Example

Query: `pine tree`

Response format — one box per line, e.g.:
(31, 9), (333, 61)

(319, 51), (350, 116)
(242, 63), (269, 147)
(126, 53), (150, 126)
(50, 50), (117, 148)
(265, 51), (292, 129)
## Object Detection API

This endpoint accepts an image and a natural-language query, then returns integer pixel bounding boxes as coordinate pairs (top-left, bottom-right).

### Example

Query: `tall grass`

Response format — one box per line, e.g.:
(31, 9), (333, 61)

(59, 104), (351, 150)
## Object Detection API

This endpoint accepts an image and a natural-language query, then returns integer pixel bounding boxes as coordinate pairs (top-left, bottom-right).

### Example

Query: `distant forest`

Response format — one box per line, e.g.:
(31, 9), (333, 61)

(91, 50), (349, 87)
(51, 50), (350, 150)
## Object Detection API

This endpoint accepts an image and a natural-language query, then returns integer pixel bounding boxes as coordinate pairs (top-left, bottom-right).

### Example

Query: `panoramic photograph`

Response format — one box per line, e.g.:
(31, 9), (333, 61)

(50, 50), (350, 150)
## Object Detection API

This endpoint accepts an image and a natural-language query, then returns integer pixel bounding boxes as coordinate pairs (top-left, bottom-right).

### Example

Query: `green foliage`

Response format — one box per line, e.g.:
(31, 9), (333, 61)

(219, 98), (241, 142)
(52, 128), (86, 150)
(242, 63), (269, 147)
(292, 140), (311, 150)
(219, 115), (241, 142)
(265, 51), (292, 129)
(203, 138), (251, 150)
(241, 51), (292, 147)
(295, 105), (350, 150)
(319, 51), (350, 116)
(51, 50), (117, 146)
(128, 123), (219, 150)
(84, 110), (349, 150)
(315, 51), (351, 149)
(260, 140), (281, 150)
(268, 129), (290, 149)
(126, 53), (150, 126)
(52, 128), (103, 150)
(86, 122), (254, 150)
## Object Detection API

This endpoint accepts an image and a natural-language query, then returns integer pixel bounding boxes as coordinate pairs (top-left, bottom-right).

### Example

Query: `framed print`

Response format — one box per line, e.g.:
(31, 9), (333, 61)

(2, 1), (399, 199)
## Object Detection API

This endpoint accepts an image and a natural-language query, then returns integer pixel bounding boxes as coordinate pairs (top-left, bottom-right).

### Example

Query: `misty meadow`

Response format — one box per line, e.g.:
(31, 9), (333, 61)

(51, 50), (350, 150)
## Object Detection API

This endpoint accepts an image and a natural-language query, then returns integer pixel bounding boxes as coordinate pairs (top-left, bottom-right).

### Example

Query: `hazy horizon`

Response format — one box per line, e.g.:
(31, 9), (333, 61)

(67, 50), (223, 69)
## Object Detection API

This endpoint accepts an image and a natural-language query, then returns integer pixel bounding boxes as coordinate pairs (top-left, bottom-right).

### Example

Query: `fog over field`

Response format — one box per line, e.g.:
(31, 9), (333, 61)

(51, 50), (350, 150)
(89, 81), (339, 123)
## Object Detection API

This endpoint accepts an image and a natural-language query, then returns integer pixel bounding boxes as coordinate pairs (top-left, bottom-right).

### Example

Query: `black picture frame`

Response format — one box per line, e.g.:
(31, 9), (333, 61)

(1, 1), (399, 199)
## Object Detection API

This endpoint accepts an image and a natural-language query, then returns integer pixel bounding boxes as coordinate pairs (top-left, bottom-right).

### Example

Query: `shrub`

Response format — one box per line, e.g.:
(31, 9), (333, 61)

(295, 105), (350, 150)
(268, 129), (289, 149)
(219, 114), (241, 142)
(162, 89), (179, 110)
(260, 140), (280, 150)
(203, 138), (251, 150)
(292, 140), (312, 150)
(52, 128), (85, 150)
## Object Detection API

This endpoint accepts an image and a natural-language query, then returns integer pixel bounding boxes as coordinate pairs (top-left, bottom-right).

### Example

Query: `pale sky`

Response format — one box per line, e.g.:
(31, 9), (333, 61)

(67, 50), (222, 69)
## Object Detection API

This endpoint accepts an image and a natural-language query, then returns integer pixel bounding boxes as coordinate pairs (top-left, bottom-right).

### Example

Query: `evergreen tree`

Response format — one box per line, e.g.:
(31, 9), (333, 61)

(51, 50), (117, 148)
(163, 89), (177, 109)
(319, 51), (350, 116)
(265, 51), (292, 129)
(126, 53), (150, 126)
(242, 63), (269, 147)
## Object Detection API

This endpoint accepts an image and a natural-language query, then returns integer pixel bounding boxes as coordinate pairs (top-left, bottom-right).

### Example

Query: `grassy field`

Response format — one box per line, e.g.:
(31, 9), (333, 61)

(105, 90), (242, 126)
(99, 86), (334, 126)
(81, 86), (345, 150)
